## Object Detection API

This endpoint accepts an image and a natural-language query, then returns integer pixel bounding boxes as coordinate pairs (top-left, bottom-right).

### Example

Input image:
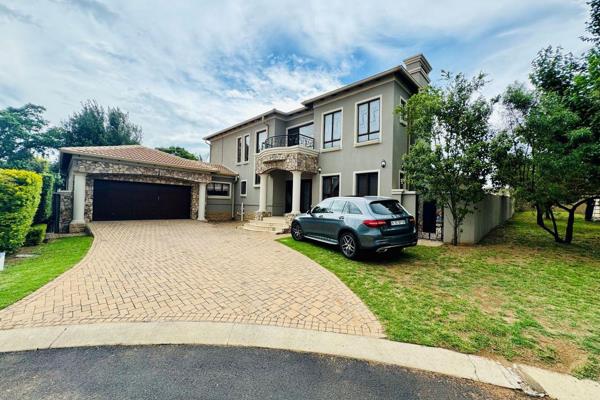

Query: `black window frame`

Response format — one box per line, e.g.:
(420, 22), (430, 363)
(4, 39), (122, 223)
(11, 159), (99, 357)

(255, 129), (267, 153)
(240, 180), (247, 197)
(321, 175), (340, 200)
(322, 110), (342, 149)
(356, 98), (380, 143)
(236, 137), (242, 163)
(243, 134), (250, 162)
(254, 173), (260, 186)
(355, 171), (378, 196)
(206, 182), (231, 198)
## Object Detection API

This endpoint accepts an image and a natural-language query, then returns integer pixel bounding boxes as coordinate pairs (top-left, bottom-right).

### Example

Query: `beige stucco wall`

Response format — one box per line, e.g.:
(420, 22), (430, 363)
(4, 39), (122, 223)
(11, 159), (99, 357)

(444, 195), (515, 244)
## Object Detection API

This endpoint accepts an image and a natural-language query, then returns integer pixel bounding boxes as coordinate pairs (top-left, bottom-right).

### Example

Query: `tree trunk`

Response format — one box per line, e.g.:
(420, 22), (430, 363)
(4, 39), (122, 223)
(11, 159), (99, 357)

(564, 208), (576, 244)
(452, 223), (459, 246)
(536, 204), (562, 242)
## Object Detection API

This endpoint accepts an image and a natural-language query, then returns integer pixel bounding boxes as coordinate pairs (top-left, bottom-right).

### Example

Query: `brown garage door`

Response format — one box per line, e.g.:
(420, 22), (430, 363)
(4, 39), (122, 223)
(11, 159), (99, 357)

(93, 180), (191, 221)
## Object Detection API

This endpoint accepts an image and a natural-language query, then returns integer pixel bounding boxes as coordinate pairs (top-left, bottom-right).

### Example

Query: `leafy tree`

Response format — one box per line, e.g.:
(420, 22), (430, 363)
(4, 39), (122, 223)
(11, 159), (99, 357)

(492, 1), (600, 243)
(61, 100), (142, 147)
(396, 72), (494, 245)
(0, 104), (61, 172)
(491, 86), (597, 243)
(156, 146), (200, 161)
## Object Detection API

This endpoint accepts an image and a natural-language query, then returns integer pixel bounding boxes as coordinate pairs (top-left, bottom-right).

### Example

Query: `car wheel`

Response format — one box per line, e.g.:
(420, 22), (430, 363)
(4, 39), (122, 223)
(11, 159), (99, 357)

(291, 222), (304, 241)
(339, 232), (359, 259)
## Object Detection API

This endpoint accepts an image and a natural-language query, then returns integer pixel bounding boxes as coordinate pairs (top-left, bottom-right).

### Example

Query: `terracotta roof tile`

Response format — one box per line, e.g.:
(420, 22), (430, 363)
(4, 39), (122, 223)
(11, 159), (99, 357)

(60, 145), (235, 176)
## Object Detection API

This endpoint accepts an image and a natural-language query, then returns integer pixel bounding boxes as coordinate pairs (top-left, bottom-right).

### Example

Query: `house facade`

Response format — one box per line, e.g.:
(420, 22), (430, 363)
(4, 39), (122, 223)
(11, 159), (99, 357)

(205, 54), (431, 225)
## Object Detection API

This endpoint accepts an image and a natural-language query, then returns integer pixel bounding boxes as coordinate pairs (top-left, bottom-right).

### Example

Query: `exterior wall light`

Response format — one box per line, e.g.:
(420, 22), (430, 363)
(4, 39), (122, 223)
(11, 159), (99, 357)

(317, 167), (322, 174)
(381, 160), (387, 168)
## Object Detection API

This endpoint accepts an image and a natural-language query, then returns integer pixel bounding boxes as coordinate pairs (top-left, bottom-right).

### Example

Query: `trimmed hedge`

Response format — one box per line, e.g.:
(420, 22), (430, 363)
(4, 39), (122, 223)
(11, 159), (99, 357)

(25, 224), (47, 246)
(0, 169), (42, 253)
(34, 173), (55, 224)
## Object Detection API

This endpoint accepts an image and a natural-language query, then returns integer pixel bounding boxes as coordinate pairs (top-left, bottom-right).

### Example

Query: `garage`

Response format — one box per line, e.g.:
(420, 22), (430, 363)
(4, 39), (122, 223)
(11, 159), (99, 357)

(93, 179), (192, 221)
(56, 145), (237, 232)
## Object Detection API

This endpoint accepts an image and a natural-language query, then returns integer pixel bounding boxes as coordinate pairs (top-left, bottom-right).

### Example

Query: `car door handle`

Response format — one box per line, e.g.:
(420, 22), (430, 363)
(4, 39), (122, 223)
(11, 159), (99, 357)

(318, 215), (323, 218)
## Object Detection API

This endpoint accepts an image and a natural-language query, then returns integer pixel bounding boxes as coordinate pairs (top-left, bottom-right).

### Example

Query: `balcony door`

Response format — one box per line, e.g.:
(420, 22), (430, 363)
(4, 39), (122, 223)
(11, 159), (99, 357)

(287, 122), (314, 147)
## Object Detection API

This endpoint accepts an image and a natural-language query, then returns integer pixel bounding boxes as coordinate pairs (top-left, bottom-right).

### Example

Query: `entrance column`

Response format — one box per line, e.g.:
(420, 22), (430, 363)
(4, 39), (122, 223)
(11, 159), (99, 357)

(291, 170), (302, 214)
(72, 172), (86, 224)
(258, 173), (268, 213)
(198, 182), (207, 221)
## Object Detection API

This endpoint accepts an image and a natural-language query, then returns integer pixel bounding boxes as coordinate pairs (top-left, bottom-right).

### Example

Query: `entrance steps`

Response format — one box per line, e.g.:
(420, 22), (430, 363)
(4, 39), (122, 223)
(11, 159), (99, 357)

(240, 216), (289, 234)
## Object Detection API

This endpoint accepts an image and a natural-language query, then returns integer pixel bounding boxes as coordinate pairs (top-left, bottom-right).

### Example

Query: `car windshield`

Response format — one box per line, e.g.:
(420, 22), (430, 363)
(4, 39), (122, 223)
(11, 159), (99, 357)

(369, 200), (407, 216)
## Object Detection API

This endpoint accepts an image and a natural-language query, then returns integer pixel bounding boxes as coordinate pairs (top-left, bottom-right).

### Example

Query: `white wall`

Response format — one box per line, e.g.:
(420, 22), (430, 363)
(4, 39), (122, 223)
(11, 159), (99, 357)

(444, 195), (514, 244)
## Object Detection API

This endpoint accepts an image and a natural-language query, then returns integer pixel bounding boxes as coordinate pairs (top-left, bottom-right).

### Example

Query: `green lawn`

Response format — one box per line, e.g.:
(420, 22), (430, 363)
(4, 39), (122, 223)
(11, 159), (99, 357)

(0, 236), (93, 310)
(279, 211), (600, 380)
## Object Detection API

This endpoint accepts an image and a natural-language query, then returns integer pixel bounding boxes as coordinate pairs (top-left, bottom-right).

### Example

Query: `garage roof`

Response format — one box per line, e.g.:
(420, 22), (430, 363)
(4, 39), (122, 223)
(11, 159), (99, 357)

(60, 145), (236, 176)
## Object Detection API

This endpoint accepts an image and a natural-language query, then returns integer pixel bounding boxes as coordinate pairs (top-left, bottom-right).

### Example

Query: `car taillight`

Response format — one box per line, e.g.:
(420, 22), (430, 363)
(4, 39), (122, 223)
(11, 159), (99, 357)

(408, 216), (415, 224)
(363, 220), (387, 228)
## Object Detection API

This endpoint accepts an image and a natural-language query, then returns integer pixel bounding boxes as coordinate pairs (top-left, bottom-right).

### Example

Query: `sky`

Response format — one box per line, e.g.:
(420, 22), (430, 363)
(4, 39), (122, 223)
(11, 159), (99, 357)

(0, 0), (592, 160)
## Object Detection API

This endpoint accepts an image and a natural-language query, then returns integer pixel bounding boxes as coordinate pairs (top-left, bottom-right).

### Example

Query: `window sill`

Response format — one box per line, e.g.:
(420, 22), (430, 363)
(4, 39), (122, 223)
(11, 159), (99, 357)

(354, 139), (381, 148)
(207, 195), (232, 200)
(320, 147), (342, 153)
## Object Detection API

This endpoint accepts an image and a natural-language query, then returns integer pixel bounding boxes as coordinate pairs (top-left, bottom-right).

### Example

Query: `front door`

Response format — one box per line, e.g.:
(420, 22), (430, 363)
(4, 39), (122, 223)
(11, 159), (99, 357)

(285, 179), (312, 213)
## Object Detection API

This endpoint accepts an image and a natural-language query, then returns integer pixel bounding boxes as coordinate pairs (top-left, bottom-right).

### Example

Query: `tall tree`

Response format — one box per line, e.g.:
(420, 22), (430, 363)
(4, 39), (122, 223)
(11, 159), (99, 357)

(61, 100), (142, 147)
(492, 1), (600, 243)
(156, 146), (200, 161)
(396, 72), (494, 245)
(0, 104), (61, 172)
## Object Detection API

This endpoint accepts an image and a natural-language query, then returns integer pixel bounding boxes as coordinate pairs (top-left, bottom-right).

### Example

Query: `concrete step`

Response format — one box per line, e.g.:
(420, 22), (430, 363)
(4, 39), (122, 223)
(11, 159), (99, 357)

(246, 220), (288, 228)
(241, 224), (287, 234)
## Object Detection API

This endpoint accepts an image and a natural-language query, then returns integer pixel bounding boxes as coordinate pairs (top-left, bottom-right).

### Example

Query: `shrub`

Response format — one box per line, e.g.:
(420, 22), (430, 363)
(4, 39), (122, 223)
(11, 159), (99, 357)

(25, 224), (46, 246)
(0, 169), (42, 253)
(34, 173), (55, 224)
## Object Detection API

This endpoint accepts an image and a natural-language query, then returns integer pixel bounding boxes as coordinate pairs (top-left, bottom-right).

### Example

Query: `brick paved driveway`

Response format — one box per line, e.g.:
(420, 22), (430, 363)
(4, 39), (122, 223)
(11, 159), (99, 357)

(0, 221), (382, 337)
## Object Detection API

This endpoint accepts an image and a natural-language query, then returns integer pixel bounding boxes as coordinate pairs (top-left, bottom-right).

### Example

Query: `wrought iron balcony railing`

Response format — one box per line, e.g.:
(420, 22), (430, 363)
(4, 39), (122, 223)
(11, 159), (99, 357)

(261, 134), (314, 150)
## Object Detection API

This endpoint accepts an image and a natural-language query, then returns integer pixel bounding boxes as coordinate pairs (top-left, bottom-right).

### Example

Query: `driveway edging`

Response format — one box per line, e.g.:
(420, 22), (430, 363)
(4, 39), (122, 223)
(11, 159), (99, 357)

(1, 321), (598, 399)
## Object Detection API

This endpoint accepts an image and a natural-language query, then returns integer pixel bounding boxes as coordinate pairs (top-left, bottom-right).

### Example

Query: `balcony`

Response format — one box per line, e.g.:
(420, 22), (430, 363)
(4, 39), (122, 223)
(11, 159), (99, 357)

(255, 134), (318, 175)
(261, 134), (314, 150)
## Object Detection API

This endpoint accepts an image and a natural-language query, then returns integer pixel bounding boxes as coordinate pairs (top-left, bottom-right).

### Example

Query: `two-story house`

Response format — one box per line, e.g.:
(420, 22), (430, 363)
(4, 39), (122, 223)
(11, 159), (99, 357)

(205, 54), (432, 229)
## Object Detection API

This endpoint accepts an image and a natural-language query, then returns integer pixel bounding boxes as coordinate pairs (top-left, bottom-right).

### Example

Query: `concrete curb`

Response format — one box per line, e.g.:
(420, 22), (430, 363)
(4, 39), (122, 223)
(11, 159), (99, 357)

(0, 321), (598, 399)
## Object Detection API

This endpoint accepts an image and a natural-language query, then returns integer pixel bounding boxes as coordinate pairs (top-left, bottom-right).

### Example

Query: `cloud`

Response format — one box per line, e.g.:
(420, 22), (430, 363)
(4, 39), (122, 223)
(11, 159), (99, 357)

(0, 3), (37, 25)
(0, 0), (592, 160)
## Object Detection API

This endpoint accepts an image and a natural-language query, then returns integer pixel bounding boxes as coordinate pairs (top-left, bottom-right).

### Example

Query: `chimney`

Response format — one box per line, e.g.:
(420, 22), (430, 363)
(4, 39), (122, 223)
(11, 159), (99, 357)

(403, 54), (432, 87)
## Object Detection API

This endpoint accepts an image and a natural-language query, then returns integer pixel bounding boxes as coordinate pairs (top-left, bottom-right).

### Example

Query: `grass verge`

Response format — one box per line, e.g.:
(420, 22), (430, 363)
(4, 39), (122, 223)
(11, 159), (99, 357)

(0, 236), (93, 310)
(279, 211), (600, 380)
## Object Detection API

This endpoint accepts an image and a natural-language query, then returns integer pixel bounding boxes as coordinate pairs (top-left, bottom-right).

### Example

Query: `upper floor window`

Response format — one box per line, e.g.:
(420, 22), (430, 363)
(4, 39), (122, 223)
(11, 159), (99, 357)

(243, 134), (250, 162)
(236, 137), (242, 163)
(398, 98), (407, 125)
(357, 98), (380, 143)
(256, 130), (267, 153)
(323, 110), (341, 149)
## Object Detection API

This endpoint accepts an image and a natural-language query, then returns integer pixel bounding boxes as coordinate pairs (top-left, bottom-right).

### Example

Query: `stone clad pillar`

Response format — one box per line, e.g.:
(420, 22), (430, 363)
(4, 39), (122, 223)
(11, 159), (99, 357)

(258, 173), (268, 214)
(72, 172), (86, 224)
(291, 170), (302, 214)
(198, 182), (207, 221)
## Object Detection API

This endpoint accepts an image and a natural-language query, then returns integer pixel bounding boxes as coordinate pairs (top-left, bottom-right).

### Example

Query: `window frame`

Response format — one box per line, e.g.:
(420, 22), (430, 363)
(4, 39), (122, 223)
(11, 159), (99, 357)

(320, 173), (341, 201)
(398, 97), (408, 126)
(206, 181), (232, 199)
(255, 129), (267, 153)
(243, 134), (250, 162)
(240, 180), (248, 197)
(354, 95), (382, 146)
(236, 136), (243, 164)
(353, 170), (380, 196)
(321, 108), (343, 150)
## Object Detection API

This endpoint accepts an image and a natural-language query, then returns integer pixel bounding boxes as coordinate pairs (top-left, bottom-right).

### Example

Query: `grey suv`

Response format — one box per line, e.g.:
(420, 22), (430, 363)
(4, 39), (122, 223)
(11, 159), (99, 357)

(290, 196), (418, 259)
